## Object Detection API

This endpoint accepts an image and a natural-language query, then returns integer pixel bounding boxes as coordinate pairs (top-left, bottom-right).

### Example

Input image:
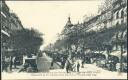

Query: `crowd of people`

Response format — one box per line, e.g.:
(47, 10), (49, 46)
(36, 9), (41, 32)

(48, 49), (85, 73)
(2, 56), (22, 72)
(2, 49), (127, 73)
(65, 57), (81, 73)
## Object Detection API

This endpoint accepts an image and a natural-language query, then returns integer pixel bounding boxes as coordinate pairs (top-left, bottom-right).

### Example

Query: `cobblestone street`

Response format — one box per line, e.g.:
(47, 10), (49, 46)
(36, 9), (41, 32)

(2, 63), (127, 79)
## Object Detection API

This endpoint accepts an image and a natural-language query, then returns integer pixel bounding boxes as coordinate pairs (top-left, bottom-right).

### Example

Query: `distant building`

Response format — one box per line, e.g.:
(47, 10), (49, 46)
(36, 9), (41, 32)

(84, 7), (113, 32)
(65, 16), (73, 27)
(61, 16), (74, 37)
(83, 15), (99, 32)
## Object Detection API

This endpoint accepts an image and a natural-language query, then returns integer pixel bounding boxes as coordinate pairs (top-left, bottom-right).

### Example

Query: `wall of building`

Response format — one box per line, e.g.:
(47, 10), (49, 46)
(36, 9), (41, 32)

(1, 1), (24, 57)
(83, 0), (127, 51)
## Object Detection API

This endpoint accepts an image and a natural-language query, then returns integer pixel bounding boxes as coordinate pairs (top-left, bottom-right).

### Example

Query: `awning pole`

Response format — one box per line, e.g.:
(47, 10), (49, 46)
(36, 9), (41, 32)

(120, 44), (123, 73)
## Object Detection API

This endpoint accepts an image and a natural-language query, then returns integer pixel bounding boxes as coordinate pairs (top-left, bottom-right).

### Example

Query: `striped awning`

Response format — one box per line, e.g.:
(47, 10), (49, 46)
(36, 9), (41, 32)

(102, 51), (108, 55)
(3, 49), (14, 52)
(118, 31), (123, 38)
(123, 7), (127, 14)
(1, 30), (10, 37)
(110, 51), (127, 57)
(111, 30), (126, 41)
(123, 52), (127, 56)
(119, 8), (124, 18)
(114, 11), (119, 19)
(1, 11), (7, 18)
(123, 30), (127, 38)
(111, 33), (117, 40)
(110, 51), (121, 57)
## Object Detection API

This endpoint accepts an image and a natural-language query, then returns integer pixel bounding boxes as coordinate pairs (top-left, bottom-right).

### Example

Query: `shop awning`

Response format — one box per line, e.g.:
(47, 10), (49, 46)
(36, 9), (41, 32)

(111, 30), (126, 42)
(3, 49), (14, 52)
(110, 51), (121, 57)
(123, 52), (127, 56)
(124, 7), (127, 15)
(24, 55), (37, 59)
(2, 48), (20, 52)
(111, 33), (117, 41)
(101, 51), (108, 57)
(94, 51), (100, 53)
(118, 31), (123, 38)
(119, 8), (124, 18)
(123, 30), (127, 38)
(1, 11), (7, 18)
(1, 30), (10, 37)
(110, 51), (127, 57)
(114, 11), (119, 19)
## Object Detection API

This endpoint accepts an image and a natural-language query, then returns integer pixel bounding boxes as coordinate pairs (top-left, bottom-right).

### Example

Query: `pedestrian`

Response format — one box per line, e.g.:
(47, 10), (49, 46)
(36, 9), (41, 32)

(77, 62), (80, 72)
(50, 59), (54, 69)
(13, 57), (17, 69)
(2, 58), (6, 72)
(4, 56), (11, 72)
(116, 63), (120, 72)
(72, 62), (77, 72)
(81, 60), (84, 68)
(61, 58), (65, 69)
(66, 58), (71, 73)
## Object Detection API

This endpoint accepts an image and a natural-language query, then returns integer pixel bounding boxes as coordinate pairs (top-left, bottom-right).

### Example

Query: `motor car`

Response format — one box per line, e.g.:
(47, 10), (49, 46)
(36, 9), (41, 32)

(96, 58), (106, 68)
(106, 55), (119, 71)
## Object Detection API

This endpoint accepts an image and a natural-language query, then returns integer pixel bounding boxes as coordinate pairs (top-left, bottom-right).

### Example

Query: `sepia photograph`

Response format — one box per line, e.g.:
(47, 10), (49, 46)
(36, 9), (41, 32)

(1, 0), (127, 80)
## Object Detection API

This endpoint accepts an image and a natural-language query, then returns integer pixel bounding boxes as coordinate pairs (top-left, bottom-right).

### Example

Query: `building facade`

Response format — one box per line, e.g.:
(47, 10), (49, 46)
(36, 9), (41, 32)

(1, 1), (24, 58)
(111, 0), (127, 51)
(112, 0), (127, 26)
(1, 1), (11, 58)
(82, 0), (127, 59)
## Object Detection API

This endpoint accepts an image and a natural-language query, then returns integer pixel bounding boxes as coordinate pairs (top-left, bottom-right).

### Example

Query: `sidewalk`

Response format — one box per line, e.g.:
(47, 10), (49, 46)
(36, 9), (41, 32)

(49, 63), (127, 79)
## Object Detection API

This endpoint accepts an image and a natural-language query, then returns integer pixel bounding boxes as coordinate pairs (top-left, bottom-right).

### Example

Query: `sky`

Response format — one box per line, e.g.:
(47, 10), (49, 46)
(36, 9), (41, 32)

(6, 0), (102, 50)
